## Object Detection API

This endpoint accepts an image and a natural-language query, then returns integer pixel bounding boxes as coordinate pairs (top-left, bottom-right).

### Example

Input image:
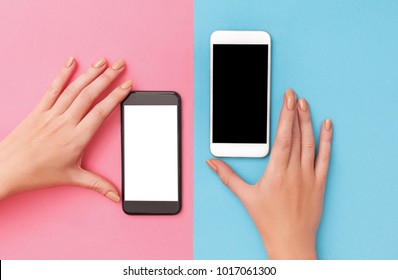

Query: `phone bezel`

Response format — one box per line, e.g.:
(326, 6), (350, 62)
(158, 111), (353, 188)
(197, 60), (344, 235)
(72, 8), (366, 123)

(121, 91), (182, 215)
(210, 30), (271, 157)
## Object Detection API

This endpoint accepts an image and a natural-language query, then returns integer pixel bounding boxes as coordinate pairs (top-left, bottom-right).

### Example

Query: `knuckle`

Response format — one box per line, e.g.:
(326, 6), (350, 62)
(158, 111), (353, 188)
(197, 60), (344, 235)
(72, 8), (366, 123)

(292, 130), (300, 144)
(89, 65), (101, 73)
(323, 135), (333, 143)
(63, 78), (84, 96)
(281, 113), (295, 123)
(225, 175), (233, 189)
(226, 176), (232, 189)
(92, 104), (107, 119)
(88, 66), (105, 78)
(301, 115), (312, 125)
(48, 85), (60, 95)
(65, 73), (90, 94)
(79, 90), (95, 103)
(100, 71), (115, 83)
(276, 136), (292, 150)
(89, 180), (105, 193)
(57, 112), (70, 125)
(105, 93), (118, 105)
(315, 180), (326, 190)
(220, 174), (230, 188)
(321, 131), (333, 143)
(303, 139), (315, 149)
(220, 172), (234, 189)
(62, 85), (76, 97)
(320, 151), (331, 162)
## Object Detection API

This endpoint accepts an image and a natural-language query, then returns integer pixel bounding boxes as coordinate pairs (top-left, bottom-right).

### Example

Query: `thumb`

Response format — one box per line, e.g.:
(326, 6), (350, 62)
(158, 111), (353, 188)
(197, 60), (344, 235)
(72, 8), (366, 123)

(206, 158), (252, 201)
(73, 168), (120, 203)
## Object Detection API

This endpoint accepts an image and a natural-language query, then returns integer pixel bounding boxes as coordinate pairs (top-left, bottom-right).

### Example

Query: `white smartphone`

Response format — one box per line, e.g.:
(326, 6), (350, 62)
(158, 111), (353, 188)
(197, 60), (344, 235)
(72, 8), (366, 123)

(210, 30), (271, 157)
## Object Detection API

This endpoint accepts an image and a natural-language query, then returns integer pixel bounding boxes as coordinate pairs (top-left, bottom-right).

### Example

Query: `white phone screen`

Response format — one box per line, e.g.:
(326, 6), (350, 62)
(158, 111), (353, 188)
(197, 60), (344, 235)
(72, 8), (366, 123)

(123, 105), (178, 201)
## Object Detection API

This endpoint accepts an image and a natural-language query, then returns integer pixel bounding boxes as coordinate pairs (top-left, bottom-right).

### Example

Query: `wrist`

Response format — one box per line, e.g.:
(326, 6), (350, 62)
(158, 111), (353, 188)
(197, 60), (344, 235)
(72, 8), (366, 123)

(0, 143), (14, 200)
(0, 178), (11, 201)
(0, 187), (7, 200)
(0, 170), (12, 200)
(263, 236), (317, 260)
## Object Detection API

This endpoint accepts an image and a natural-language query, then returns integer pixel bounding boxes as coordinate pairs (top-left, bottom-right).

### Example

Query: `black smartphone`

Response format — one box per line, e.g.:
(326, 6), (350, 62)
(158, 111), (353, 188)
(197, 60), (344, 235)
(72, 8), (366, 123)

(121, 91), (181, 215)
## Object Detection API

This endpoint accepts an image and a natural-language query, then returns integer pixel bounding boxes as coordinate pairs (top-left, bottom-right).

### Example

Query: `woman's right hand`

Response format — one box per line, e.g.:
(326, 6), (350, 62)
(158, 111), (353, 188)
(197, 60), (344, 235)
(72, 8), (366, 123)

(207, 89), (333, 259)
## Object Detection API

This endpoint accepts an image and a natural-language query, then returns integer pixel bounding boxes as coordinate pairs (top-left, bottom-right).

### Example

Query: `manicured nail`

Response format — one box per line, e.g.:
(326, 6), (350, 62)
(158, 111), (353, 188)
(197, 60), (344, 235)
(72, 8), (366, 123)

(93, 57), (107, 68)
(106, 191), (120, 203)
(65, 56), (74, 68)
(121, 80), (133, 89)
(298, 98), (308, 111)
(206, 160), (217, 172)
(285, 89), (296, 110)
(112, 59), (125, 70)
(325, 119), (332, 131)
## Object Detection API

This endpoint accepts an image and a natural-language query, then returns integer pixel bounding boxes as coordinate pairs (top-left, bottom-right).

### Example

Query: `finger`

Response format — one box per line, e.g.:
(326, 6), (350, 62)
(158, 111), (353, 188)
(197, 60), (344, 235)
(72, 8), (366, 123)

(206, 158), (252, 201)
(72, 168), (120, 203)
(51, 57), (108, 114)
(269, 89), (297, 170)
(297, 98), (315, 168)
(315, 119), (333, 187)
(66, 59), (125, 122)
(36, 56), (76, 112)
(289, 108), (301, 166)
(76, 80), (132, 146)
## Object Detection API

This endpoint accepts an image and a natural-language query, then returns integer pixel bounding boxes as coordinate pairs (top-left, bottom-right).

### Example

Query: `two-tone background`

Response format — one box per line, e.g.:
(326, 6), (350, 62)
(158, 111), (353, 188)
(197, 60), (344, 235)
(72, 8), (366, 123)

(0, 0), (397, 259)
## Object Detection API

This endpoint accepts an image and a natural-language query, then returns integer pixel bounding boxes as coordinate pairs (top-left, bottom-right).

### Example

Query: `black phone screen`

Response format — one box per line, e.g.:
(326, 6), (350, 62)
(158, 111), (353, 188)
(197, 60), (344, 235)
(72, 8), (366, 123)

(213, 44), (268, 144)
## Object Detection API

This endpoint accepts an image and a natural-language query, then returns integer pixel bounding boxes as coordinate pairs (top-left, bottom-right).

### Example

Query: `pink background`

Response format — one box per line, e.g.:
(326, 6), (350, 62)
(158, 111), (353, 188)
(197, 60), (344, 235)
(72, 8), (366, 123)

(0, 0), (193, 259)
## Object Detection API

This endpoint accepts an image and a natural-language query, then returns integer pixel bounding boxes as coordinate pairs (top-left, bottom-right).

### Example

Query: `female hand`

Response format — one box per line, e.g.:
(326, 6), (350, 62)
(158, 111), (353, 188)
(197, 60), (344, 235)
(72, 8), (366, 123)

(206, 89), (333, 259)
(0, 57), (132, 202)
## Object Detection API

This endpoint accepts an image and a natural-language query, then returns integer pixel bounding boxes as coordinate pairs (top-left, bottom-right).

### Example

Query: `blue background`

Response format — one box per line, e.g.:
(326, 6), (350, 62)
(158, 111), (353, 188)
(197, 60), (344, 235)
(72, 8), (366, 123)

(194, 0), (398, 259)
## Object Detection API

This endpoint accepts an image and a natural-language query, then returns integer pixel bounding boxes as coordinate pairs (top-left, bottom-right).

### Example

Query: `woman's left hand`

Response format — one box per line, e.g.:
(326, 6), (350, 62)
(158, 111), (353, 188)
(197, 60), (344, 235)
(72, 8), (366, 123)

(0, 57), (132, 202)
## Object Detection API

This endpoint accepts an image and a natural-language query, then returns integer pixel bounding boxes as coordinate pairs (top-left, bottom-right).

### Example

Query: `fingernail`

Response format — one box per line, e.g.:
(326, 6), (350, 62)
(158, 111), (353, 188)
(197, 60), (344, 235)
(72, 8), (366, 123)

(206, 160), (217, 172)
(112, 59), (125, 70)
(325, 119), (332, 131)
(121, 80), (133, 89)
(65, 56), (74, 68)
(93, 57), (107, 68)
(285, 89), (296, 110)
(298, 98), (308, 111)
(106, 191), (120, 203)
